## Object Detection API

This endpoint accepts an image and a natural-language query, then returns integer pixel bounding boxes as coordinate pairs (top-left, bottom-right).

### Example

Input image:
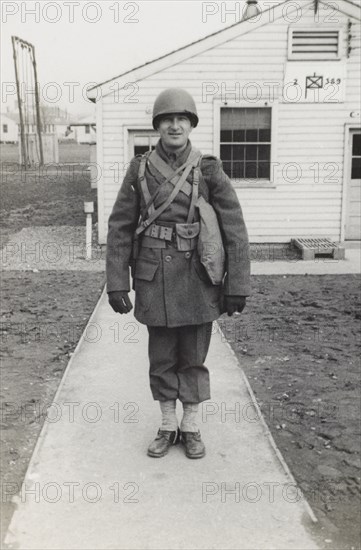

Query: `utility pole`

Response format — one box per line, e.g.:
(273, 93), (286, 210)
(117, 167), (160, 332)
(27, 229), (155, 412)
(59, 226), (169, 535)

(11, 36), (27, 166)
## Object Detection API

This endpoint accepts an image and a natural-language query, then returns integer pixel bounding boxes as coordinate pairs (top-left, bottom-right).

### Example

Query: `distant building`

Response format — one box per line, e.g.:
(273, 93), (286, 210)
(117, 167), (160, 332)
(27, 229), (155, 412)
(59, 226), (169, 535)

(1, 112), (19, 143)
(67, 114), (96, 144)
(40, 106), (72, 140)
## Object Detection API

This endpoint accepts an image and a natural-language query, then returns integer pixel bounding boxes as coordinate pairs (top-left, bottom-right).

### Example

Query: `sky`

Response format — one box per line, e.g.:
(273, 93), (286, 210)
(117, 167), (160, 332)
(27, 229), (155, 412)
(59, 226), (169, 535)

(1, 0), (359, 116)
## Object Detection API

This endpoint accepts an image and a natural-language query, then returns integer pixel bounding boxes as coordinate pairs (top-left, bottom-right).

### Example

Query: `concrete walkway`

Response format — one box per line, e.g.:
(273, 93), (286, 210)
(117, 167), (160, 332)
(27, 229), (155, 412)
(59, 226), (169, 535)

(4, 289), (320, 550)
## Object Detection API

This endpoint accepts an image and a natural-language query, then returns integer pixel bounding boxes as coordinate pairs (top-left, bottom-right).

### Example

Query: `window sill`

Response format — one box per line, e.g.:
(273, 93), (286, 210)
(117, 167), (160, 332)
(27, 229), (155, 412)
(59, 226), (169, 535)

(231, 180), (276, 189)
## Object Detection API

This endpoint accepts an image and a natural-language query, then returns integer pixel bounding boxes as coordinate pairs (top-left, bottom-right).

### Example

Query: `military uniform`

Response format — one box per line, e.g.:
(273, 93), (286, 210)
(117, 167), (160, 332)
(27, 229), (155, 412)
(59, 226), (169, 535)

(106, 138), (250, 403)
(107, 87), (250, 458)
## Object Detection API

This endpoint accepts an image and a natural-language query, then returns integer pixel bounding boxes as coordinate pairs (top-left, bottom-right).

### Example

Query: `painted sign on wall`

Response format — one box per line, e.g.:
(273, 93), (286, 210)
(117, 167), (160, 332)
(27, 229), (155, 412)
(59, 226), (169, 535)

(283, 61), (346, 103)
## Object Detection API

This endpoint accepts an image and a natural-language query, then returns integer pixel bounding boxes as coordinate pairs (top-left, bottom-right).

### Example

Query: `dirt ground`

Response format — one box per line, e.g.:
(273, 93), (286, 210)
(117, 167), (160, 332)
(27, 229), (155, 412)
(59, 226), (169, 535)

(221, 274), (361, 550)
(0, 144), (97, 249)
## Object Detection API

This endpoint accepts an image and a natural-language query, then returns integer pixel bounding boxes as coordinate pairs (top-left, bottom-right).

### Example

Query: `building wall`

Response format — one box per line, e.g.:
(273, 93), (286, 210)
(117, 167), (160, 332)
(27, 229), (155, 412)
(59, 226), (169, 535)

(1, 116), (18, 142)
(97, 1), (361, 243)
(76, 125), (97, 144)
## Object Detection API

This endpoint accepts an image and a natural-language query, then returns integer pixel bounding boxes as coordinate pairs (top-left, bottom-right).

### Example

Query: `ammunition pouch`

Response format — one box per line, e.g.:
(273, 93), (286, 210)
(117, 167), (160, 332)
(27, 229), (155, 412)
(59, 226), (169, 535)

(175, 222), (200, 251)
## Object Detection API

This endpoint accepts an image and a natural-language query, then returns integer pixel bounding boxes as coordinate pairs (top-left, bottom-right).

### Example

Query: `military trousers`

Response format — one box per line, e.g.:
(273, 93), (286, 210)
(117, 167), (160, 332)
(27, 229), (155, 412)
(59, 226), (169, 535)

(147, 322), (213, 403)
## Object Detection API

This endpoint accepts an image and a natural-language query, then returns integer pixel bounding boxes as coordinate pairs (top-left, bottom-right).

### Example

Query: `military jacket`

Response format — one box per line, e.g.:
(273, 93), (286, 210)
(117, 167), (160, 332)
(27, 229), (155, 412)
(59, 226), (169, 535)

(106, 139), (250, 327)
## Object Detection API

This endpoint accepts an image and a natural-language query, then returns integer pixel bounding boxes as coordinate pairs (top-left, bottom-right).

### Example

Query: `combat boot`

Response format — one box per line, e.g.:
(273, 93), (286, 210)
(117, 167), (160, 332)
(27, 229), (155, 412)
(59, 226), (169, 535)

(147, 428), (180, 458)
(180, 431), (206, 459)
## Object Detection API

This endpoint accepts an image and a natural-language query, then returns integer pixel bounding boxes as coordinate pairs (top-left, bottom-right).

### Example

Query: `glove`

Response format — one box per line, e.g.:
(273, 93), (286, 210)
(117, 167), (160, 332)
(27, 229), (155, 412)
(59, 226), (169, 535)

(108, 291), (133, 314)
(224, 295), (247, 317)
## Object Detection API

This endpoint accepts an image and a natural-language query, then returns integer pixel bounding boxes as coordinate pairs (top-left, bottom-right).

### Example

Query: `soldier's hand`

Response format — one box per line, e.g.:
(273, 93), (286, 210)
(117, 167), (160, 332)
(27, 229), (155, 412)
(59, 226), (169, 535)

(224, 296), (247, 316)
(108, 291), (133, 314)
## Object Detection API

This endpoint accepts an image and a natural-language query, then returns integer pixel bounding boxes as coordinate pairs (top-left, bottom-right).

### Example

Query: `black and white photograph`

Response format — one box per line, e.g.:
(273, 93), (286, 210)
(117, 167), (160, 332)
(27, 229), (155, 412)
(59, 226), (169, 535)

(0, 0), (360, 548)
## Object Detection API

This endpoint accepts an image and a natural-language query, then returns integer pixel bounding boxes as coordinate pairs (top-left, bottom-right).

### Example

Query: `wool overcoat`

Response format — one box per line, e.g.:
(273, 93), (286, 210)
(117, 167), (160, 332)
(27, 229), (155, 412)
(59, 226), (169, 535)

(106, 139), (251, 327)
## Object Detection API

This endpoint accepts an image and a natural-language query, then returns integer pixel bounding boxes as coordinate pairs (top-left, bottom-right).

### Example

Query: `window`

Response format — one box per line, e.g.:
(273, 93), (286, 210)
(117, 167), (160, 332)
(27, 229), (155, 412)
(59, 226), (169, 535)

(133, 134), (158, 156)
(3, 124), (8, 133)
(85, 125), (90, 134)
(351, 133), (361, 180)
(220, 107), (271, 181)
(289, 29), (340, 60)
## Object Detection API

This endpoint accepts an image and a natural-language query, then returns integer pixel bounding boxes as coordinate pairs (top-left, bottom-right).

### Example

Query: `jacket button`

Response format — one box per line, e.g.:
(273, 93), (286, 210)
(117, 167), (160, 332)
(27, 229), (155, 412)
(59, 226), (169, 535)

(185, 252), (191, 259)
(165, 255), (172, 262)
(187, 229), (193, 235)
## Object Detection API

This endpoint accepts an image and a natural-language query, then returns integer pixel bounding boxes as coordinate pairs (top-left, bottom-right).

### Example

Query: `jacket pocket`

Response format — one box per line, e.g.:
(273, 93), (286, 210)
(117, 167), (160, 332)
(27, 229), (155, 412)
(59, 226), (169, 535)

(134, 257), (159, 281)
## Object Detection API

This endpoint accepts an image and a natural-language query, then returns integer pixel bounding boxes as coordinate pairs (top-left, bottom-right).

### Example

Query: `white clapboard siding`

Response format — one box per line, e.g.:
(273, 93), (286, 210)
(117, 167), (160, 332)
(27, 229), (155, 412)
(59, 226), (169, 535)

(96, 0), (361, 243)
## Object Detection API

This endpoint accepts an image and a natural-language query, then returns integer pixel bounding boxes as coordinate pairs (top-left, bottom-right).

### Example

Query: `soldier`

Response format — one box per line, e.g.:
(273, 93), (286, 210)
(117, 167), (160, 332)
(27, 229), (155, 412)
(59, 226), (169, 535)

(107, 88), (250, 459)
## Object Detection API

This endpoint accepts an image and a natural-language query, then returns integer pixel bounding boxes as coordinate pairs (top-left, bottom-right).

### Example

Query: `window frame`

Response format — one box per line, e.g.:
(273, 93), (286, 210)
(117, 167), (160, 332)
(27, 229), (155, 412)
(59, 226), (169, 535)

(125, 126), (159, 162)
(288, 27), (343, 61)
(214, 99), (278, 188)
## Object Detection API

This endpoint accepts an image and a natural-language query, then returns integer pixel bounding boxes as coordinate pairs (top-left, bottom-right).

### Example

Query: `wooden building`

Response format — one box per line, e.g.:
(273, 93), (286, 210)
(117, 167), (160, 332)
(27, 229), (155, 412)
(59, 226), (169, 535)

(1, 112), (19, 143)
(88, 0), (361, 244)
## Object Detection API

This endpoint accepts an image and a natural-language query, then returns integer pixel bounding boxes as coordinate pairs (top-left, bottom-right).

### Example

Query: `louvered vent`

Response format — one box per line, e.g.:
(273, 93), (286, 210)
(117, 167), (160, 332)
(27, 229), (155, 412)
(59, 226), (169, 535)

(290, 30), (340, 59)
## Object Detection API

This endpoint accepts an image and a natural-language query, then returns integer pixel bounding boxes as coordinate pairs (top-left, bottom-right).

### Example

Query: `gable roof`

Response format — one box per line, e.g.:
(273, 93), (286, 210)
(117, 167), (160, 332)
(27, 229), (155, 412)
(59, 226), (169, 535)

(87, 0), (361, 102)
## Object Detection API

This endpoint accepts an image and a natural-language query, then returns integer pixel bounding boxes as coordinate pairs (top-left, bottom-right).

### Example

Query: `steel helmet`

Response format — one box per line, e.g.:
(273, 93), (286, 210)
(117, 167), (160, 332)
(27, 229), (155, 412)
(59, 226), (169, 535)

(152, 88), (199, 130)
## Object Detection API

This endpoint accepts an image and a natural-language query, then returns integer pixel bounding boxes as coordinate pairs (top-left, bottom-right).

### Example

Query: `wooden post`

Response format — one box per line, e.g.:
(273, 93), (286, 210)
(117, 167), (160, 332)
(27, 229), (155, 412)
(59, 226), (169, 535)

(30, 44), (44, 166)
(11, 36), (27, 167)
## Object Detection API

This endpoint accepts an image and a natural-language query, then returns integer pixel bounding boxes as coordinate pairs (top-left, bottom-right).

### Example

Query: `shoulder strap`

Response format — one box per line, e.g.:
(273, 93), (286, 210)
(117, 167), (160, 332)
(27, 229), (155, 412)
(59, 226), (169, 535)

(136, 158), (198, 236)
(187, 154), (202, 223)
(138, 152), (155, 215)
(138, 148), (201, 223)
(148, 150), (179, 184)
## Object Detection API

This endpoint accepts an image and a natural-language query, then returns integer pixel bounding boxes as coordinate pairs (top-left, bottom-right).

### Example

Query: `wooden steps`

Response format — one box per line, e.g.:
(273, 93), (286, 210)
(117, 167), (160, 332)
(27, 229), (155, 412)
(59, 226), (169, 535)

(291, 237), (345, 261)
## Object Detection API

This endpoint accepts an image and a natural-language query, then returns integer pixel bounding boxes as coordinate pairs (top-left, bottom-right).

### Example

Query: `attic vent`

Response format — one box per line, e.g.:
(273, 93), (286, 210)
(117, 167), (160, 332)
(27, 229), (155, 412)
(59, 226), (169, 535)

(289, 29), (341, 60)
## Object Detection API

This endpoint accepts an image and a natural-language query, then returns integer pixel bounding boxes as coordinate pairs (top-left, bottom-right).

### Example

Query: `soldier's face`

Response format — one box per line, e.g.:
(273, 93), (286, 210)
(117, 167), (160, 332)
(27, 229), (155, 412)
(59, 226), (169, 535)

(157, 115), (193, 150)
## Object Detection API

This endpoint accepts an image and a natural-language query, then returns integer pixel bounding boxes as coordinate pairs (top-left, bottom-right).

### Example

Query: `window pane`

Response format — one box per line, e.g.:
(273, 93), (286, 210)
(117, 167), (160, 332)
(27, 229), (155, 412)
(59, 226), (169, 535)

(244, 109), (259, 129)
(134, 136), (150, 146)
(134, 145), (150, 156)
(259, 162), (271, 178)
(257, 108), (271, 128)
(220, 130), (232, 142)
(220, 145), (232, 160)
(222, 161), (232, 178)
(245, 129), (258, 142)
(259, 129), (271, 142)
(351, 157), (361, 179)
(245, 162), (257, 178)
(246, 145), (257, 160)
(258, 145), (270, 160)
(233, 145), (245, 160)
(233, 162), (244, 179)
(352, 134), (361, 156)
(234, 130), (245, 142)
(221, 107), (245, 129)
